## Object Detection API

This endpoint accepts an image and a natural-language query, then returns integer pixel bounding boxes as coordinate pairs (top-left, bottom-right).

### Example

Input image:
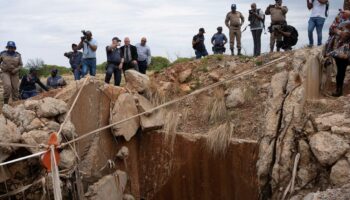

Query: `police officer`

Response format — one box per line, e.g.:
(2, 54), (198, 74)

(0, 41), (23, 104)
(265, 0), (288, 52)
(225, 4), (245, 56)
(211, 27), (228, 54)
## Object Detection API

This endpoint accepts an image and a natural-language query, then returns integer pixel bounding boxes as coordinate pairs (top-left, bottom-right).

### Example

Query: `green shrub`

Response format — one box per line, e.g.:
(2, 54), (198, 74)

(172, 57), (193, 65)
(97, 61), (107, 73)
(149, 57), (170, 71)
(21, 65), (72, 78)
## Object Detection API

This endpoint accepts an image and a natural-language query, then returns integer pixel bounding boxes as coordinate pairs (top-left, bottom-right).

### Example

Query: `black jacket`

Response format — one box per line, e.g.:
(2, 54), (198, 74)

(120, 45), (138, 62)
(20, 74), (49, 92)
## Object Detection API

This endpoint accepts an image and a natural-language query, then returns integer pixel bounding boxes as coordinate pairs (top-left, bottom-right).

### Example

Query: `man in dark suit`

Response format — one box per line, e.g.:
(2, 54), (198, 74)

(120, 37), (139, 71)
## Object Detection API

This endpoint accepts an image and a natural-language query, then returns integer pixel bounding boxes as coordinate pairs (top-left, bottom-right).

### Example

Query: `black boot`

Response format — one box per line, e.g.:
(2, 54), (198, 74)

(230, 48), (234, 56)
(3, 98), (9, 105)
(332, 87), (343, 97)
(238, 49), (242, 56)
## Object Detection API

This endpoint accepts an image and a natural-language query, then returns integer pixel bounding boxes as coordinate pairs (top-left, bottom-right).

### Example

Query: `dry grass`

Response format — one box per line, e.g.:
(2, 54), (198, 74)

(204, 89), (227, 124)
(162, 111), (180, 148)
(145, 80), (167, 106)
(206, 122), (234, 156)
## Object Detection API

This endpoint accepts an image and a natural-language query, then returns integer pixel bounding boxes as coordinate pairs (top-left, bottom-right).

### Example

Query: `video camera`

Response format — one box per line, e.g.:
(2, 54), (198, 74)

(249, 10), (255, 15)
(81, 30), (88, 41)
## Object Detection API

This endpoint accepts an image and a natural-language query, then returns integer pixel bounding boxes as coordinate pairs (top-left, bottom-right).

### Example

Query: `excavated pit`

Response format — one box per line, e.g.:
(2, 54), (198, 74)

(70, 82), (259, 199)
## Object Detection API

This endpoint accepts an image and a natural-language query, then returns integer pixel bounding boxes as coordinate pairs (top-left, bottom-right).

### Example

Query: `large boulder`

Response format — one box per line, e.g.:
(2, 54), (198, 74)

(0, 116), (21, 162)
(36, 97), (68, 118)
(330, 159), (350, 186)
(134, 94), (164, 131)
(85, 170), (127, 200)
(111, 93), (140, 141)
(309, 132), (349, 166)
(100, 84), (125, 102)
(59, 149), (76, 169)
(3, 104), (36, 133)
(225, 87), (245, 108)
(315, 113), (350, 131)
(24, 100), (40, 111)
(125, 70), (150, 93)
(21, 130), (61, 153)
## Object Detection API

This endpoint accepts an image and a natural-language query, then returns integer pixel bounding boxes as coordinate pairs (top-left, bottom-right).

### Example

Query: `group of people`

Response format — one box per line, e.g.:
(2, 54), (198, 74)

(2, 0), (349, 105)
(193, 0), (329, 58)
(63, 31), (151, 86)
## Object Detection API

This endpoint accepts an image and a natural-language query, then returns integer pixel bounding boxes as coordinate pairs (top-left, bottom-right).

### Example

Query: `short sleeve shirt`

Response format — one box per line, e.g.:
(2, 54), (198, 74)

(83, 39), (98, 59)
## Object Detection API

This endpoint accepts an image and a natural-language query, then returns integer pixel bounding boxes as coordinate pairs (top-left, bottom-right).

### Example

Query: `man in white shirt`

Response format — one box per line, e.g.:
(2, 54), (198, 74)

(136, 37), (151, 74)
(307, 0), (329, 47)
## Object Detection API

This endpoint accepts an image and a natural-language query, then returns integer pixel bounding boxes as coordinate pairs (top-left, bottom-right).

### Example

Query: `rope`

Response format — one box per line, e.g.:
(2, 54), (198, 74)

(0, 151), (47, 167)
(0, 177), (45, 199)
(50, 145), (62, 200)
(61, 55), (287, 147)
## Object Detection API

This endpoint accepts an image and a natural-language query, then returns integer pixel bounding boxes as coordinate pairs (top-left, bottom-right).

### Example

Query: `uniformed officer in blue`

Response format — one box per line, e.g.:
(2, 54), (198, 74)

(0, 41), (23, 104)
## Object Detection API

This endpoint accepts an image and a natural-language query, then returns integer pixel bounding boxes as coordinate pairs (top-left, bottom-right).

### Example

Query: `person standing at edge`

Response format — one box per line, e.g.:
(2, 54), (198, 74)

(136, 37), (151, 74)
(249, 3), (265, 56)
(266, 0), (288, 52)
(0, 41), (22, 104)
(192, 28), (209, 59)
(225, 4), (245, 56)
(211, 26), (228, 54)
(121, 37), (139, 72)
(77, 30), (98, 77)
(105, 37), (124, 86)
(307, 0), (329, 47)
(64, 44), (83, 80)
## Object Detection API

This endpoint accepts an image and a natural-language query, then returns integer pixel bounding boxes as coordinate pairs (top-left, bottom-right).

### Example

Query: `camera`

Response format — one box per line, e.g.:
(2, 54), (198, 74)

(249, 10), (254, 15)
(81, 30), (87, 41)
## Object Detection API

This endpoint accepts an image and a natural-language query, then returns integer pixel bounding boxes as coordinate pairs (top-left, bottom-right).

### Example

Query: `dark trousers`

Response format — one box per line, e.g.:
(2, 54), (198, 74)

(335, 58), (349, 89)
(123, 61), (139, 71)
(105, 63), (122, 86)
(138, 60), (148, 74)
(195, 49), (208, 59)
(251, 29), (262, 56)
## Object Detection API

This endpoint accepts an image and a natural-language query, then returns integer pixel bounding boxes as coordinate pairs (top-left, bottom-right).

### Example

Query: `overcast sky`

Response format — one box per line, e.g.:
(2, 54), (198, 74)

(0, 0), (344, 67)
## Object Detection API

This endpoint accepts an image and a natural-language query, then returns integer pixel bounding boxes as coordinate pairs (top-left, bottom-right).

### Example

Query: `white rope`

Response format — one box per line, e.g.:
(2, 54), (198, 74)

(0, 151), (47, 167)
(0, 177), (45, 199)
(50, 145), (62, 200)
(61, 55), (288, 147)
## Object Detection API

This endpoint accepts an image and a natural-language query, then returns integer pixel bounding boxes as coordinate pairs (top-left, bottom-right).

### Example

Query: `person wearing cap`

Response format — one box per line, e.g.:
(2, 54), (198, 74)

(19, 68), (49, 100)
(121, 37), (139, 72)
(46, 69), (67, 89)
(192, 28), (208, 59)
(266, 0), (288, 52)
(249, 3), (265, 56)
(105, 37), (124, 86)
(77, 30), (98, 77)
(307, 0), (329, 47)
(64, 44), (83, 80)
(0, 41), (23, 104)
(136, 37), (152, 74)
(211, 27), (228, 54)
(225, 4), (245, 56)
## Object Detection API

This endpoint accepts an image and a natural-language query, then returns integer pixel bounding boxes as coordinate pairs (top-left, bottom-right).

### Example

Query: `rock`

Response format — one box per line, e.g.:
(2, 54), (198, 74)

(330, 159), (350, 186)
(331, 126), (350, 135)
(100, 84), (125, 102)
(24, 100), (40, 111)
(158, 81), (173, 93)
(303, 184), (350, 200)
(85, 171), (127, 200)
(276, 62), (286, 68)
(297, 140), (318, 187)
(117, 146), (129, 160)
(125, 70), (150, 93)
(22, 130), (61, 153)
(3, 104), (36, 133)
(225, 88), (245, 108)
(37, 97), (68, 118)
(178, 69), (192, 83)
(2, 104), (15, 121)
(209, 71), (221, 82)
(25, 118), (44, 132)
(0, 116), (21, 162)
(315, 113), (350, 131)
(111, 93), (140, 141)
(134, 94), (164, 131)
(46, 121), (60, 132)
(62, 120), (77, 140)
(180, 84), (191, 93)
(123, 194), (135, 200)
(309, 132), (349, 165)
(59, 149), (76, 169)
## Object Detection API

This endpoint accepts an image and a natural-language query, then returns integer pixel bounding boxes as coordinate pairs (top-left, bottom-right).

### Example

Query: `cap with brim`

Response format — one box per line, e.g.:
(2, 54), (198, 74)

(113, 37), (121, 42)
(199, 28), (205, 33)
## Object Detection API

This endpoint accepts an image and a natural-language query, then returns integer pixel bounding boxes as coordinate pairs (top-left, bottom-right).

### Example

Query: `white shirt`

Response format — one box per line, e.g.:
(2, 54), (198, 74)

(310, 0), (327, 18)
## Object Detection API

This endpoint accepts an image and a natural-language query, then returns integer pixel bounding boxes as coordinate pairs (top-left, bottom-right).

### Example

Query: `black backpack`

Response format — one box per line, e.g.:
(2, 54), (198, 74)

(289, 26), (299, 46)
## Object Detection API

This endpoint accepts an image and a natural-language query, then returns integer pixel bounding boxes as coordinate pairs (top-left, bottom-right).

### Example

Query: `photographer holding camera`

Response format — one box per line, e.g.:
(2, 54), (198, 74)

(248, 3), (265, 56)
(77, 30), (98, 77)
(265, 0), (288, 52)
(211, 27), (228, 55)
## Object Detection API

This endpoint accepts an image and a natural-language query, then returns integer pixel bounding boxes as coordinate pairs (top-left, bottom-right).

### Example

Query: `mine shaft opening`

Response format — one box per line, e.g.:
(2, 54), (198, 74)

(69, 82), (260, 200)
